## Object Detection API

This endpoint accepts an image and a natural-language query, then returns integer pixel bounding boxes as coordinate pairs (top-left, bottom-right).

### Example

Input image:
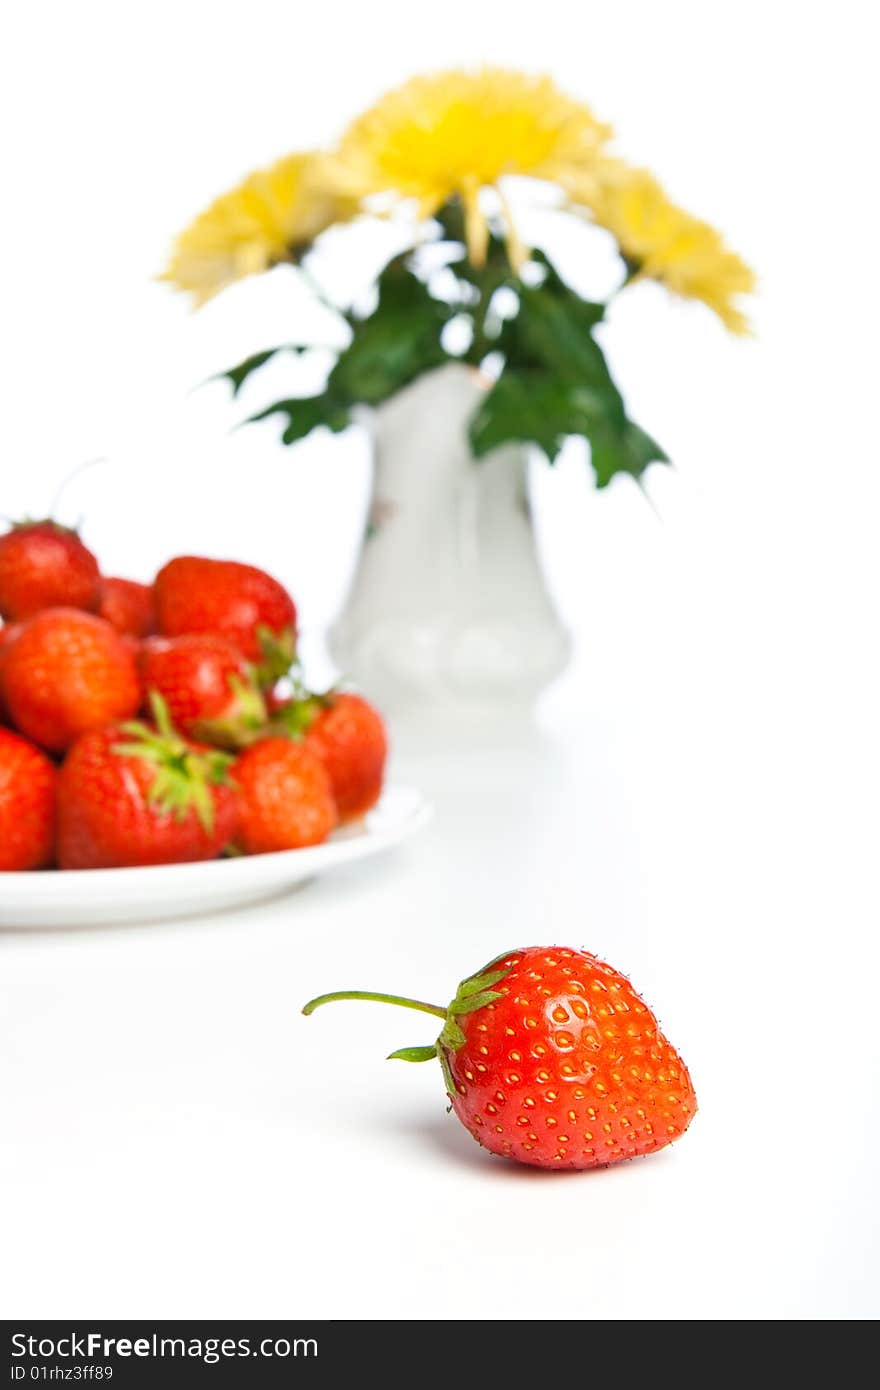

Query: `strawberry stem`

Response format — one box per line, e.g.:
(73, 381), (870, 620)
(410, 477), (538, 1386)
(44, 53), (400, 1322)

(301, 991), (447, 1020)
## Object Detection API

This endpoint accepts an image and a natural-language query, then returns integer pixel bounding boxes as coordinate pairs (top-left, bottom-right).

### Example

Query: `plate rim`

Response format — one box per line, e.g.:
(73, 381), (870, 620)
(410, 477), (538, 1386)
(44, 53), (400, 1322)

(0, 782), (431, 900)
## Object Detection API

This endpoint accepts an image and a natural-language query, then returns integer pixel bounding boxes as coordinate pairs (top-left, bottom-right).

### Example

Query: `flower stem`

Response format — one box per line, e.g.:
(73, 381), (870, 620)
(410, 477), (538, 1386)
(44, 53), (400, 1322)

(301, 990), (447, 1019)
(298, 259), (343, 318)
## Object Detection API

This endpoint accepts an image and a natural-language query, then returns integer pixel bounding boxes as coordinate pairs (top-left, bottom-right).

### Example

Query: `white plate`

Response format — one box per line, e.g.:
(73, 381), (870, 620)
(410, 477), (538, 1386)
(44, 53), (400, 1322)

(0, 784), (431, 929)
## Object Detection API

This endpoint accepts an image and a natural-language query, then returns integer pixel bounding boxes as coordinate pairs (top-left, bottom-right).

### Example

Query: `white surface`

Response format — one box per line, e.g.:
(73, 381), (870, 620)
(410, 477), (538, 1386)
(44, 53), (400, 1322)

(1, 715), (878, 1321)
(330, 365), (571, 712)
(1, 0), (878, 1322)
(0, 785), (430, 928)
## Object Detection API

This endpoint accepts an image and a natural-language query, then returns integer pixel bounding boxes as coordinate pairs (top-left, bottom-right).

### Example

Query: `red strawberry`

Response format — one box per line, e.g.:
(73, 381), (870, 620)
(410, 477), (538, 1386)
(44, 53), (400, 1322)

(275, 691), (388, 821)
(303, 946), (697, 1171)
(140, 634), (266, 748)
(153, 556), (296, 678)
(97, 577), (155, 638)
(0, 622), (23, 722)
(233, 737), (337, 854)
(58, 696), (239, 869)
(0, 728), (56, 870)
(0, 521), (100, 621)
(3, 608), (141, 754)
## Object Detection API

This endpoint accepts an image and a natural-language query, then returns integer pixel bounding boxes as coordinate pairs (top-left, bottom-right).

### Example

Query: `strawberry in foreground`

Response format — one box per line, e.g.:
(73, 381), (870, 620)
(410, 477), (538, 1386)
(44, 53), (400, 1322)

(0, 728), (56, 870)
(234, 737), (337, 854)
(153, 555), (296, 680)
(2, 608), (141, 753)
(0, 520), (100, 621)
(141, 634), (266, 748)
(97, 576), (156, 638)
(274, 690), (388, 820)
(58, 694), (239, 869)
(303, 946), (697, 1170)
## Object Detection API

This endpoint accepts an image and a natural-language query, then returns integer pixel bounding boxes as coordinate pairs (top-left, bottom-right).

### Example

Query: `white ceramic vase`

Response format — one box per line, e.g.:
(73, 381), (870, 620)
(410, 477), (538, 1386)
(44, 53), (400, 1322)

(329, 364), (571, 716)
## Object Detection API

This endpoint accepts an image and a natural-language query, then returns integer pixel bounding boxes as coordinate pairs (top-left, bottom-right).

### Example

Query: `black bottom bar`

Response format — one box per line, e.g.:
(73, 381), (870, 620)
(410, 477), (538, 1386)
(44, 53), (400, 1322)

(4, 1324), (342, 1386)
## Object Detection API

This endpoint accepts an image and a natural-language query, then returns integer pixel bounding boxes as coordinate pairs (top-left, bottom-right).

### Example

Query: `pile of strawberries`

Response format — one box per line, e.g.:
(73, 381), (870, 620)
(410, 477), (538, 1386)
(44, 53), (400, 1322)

(0, 521), (387, 872)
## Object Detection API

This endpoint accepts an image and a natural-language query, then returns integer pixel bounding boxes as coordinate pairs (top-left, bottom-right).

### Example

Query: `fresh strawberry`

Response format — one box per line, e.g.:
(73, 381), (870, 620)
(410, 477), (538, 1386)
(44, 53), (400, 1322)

(140, 634), (266, 748)
(0, 521), (100, 621)
(275, 691), (388, 821)
(153, 556), (296, 679)
(97, 577), (155, 638)
(0, 622), (23, 722)
(57, 695), (239, 869)
(233, 737), (337, 854)
(3, 608), (141, 754)
(0, 728), (56, 870)
(303, 946), (697, 1171)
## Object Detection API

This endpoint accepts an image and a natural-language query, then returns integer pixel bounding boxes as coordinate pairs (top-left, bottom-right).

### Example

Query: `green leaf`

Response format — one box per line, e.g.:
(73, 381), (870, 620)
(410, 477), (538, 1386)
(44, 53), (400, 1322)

(441, 1017), (467, 1051)
(469, 372), (600, 462)
(387, 1045), (438, 1063)
(469, 370), (667, 486)
(450, 988), (506, 1016)
(514, 284), (617, 410)
(328, 258), (451, 406)
(433, 199), (467, 247)
(369, 253), (432, 311)
(461, 242), (668, 485)
(220, 205), (669, 487)
(456, 967), (511, 999)
(246, 392), (351, 445)
(438, 1047), (457, 1100)
(214, 345), (309, 397)
(588, 418), (669, 489)
(438, 961), (512, 1051)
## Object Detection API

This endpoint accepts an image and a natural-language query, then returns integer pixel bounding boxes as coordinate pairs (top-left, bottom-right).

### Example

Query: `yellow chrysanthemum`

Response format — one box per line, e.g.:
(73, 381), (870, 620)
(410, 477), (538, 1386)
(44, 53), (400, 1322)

(162, 152), (356, 305)
(580, 161), (755, 334)
(334, 67), (611, 268)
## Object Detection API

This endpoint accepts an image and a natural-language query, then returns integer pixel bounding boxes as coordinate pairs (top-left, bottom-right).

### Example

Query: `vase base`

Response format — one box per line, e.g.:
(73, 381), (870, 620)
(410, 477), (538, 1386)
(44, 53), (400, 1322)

(329, 615), (572, 718)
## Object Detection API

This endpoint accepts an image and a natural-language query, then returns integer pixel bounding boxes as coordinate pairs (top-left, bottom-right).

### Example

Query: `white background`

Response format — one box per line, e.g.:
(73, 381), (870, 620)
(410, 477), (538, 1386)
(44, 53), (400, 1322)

(1, 0), (879, 1321)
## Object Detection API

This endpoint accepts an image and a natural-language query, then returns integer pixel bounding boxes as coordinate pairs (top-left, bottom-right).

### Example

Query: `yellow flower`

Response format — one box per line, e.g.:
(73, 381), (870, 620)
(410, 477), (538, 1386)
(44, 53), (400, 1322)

(335, 67), (611, 268)
(582, 161), (755, 333)
(162, 152), (355, 305)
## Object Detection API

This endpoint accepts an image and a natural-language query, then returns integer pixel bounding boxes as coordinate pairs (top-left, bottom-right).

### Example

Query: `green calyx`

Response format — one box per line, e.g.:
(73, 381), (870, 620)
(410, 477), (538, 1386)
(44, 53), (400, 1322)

(436, 965), (512, 1051)
(301, 957), (513, 1097)
(190, 673), (267, 750)
(10, 517), (78, 537)
(254, 625), (297, 687)
(276, 694), (322, 739)
(113, 692), (234, 834)
(272, 689), (335, 740)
